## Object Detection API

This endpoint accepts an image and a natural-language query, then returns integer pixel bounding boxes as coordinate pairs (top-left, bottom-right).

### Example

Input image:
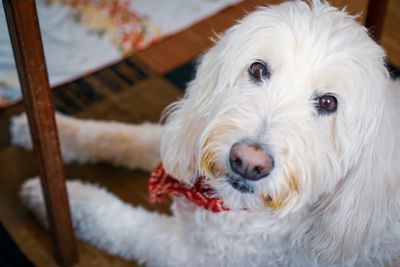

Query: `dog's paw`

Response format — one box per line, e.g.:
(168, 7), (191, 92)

(20, 177), (49, 228)
(10, 112), (78, 162)
(10, 112), (73, 150)
(10, 113), (32, 150)
(20, 177), (118, 229)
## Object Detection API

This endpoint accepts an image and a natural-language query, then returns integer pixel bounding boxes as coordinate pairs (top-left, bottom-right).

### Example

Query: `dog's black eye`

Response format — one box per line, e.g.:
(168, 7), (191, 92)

(249, 61), (270, 82)
(316, 94), (338, 114)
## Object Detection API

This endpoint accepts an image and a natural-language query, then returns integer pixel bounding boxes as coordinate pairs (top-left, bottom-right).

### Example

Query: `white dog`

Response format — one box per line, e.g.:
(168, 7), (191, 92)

(10, 1), (400, 266)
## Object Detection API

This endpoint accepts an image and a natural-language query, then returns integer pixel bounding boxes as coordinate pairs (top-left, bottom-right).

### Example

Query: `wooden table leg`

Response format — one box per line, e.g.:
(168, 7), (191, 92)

(2, 0), (79, 266)
(365, 0), (390, 42)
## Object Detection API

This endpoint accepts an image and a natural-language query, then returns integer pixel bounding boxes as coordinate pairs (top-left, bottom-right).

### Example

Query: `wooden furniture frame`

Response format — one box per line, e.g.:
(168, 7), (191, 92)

(0, 0), (390, 266)
(365, 0), (390, 41)
(3, 0), (78, 266)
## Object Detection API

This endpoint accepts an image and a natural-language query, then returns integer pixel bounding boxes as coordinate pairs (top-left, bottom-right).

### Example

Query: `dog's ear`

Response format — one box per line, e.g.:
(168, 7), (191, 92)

(303, 157), (392, 264)
(300, 81), (400, 265)
(160, 39), (228, 183)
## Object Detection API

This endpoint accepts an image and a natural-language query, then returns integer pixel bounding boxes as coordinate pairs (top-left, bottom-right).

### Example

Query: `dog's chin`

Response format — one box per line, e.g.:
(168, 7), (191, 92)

(208, 172), (274, 211)
(226, 174), (255, 194)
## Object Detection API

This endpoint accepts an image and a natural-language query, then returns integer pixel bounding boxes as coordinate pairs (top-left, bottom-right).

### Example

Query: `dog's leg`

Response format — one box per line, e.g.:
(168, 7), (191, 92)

(10, 113), (162, 171)
(20, 177), (190, 267)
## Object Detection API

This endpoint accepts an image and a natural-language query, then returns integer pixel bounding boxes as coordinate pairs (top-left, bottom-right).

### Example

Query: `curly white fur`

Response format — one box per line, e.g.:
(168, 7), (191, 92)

(11, 1), (400, 266)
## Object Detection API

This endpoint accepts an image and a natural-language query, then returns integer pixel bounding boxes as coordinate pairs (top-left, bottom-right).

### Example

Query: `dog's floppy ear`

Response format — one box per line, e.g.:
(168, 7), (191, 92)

(303, 155), (392, 264)
(160, 38), (228, 183)
(301, 79), (400, 264)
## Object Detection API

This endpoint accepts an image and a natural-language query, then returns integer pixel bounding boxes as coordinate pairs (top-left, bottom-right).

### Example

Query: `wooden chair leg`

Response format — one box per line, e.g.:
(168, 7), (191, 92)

(2, 0), (79, 266)
(365, 0), (390, 42)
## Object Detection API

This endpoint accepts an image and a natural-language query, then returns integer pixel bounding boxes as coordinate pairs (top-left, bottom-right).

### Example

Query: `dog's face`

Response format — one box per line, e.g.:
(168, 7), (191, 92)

(162, 1), (388, 215)
(162, 0), (395, 263)
(195, 1), (391, 215)
(162, 0), (387, 214)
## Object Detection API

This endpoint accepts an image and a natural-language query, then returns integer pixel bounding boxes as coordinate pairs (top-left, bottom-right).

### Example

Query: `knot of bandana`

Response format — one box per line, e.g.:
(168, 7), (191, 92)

(149, 163), (229, 212)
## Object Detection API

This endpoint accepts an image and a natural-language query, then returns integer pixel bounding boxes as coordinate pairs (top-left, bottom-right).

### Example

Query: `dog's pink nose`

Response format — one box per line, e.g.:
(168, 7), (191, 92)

(229, 142), (274, 181)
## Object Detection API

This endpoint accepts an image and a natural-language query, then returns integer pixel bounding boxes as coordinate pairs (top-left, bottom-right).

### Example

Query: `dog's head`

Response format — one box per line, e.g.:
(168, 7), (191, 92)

(161, 0), (398, 264)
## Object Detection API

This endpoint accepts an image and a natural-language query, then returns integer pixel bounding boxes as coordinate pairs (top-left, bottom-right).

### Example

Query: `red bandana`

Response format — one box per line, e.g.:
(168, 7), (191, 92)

(149, 163), (230, 212)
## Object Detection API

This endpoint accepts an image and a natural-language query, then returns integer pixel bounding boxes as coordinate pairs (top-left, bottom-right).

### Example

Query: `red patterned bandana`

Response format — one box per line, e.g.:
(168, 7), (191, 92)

(149, 163), (230, 212)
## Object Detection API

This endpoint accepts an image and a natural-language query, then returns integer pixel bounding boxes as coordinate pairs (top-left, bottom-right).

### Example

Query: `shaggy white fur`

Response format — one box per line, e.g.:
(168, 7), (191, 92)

(11, 1), (400, 266)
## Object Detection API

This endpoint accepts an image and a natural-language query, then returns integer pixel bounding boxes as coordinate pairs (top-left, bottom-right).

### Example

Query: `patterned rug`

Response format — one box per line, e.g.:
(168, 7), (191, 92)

(0, 0), (241, 107)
